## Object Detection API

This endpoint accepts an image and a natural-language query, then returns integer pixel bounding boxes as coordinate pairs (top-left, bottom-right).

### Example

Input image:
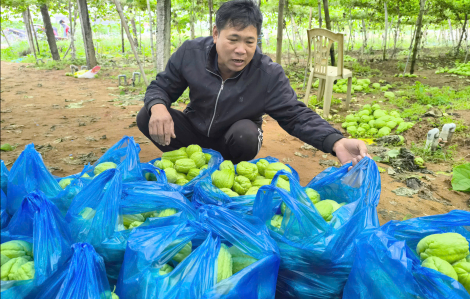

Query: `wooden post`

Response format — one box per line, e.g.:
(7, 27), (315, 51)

(156, 0), (171, 72)
(77, 0), (98, 68)
(121, 19), (125, 53)
(322, 0), (335, 66)
(276, 0), (285, 64)
(317, 0), (322, 28)
(29, 8), (41, 55)
(146, 0), (157, 69)
(113, 0), (149, 86)
(383, 1), (388, 60)
(410, 0), (425, 74)
(22, 9), (37, 60)
(69, 1), (77, 60)
(209, 0), (213, 35)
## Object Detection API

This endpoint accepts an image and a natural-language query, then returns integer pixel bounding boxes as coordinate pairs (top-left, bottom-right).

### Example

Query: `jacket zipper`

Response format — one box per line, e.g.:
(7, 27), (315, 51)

(206, 69), (244, 137)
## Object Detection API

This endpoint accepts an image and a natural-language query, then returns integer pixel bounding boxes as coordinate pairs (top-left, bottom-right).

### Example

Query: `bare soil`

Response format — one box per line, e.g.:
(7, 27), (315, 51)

(1, 61), (469, 225)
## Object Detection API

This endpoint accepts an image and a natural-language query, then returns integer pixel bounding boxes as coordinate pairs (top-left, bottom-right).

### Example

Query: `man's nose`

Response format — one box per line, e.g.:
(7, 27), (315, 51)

(234, 45), (246, 55)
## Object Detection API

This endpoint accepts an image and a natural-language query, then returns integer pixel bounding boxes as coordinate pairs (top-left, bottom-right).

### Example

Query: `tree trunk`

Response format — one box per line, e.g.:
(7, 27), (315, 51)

(322, 0), (335, 66)
(190, 0), (195, 39)
(455, 13), (468, 56)
(156, 0), (171, 72)
(276, 0), (285, 64)
(362, 18), (367, 55)
(410, 0), (425, 74)
(209, 0), (213, 35)
(1, 30), (11, 48)
(448, 19), (454, 48)
(28, 9), (41, 55)
(383, 1), (388, 60)
(146, 0), (157, 68)
(291, 14), (296, 51)
(347, 8), (352, 51)
(77, 0), (97, 68)
(392, 5), (400, 59)
(22, 9), (37, 60)
(130, 14), (139, 50)
(308, 7), (312, 29)
(69, 1), (77, 60)
(317, 0), (322, 28)
(121, 19), (125, 53)
(40, 4), (60, 60)
(113, 0), (149, 86)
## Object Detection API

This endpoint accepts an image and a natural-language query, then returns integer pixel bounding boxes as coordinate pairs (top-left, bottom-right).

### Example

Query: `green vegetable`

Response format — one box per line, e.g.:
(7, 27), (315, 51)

(171, 241), (192, 263)
(219, 160), (235, 171)
(252, 179), (272, 187)
(377, 127), (391, 137)
(164, 168), (178, 184)
(256, 159), (270, 176)
(10, 261), (34, 280)
(276, 177), (290, 191)
(200, 165), (208, 170)
(79, 207), (96, 220)
(212, 169), (235, 189)
(186, 145), (202, 157)
(386, 121), (397, 129)
(59, 178), (72, 189)
(154, 159), (174, 169)
(414, 157), (425, 168)
(175, 159), (197, 174)
(158, 264), (174, 275)
(0, 144), (13, 151)
(1, 257), (28, 281)
(158, 208), (178, 218)
(236, 162), (259, 181)
(451, 163), (470, 192)
(368, 128), (378, 136)
(395, 117), (404, 124)
(1, 254), (11, 266)
(390, 111), (400, 118)
(227, 246), (257, 274)
(347, 126), (357, 136)
(372, 104), (381, 111)
(190, 152), (206, 168)
(357, 127), (366, 136)
(265, 162), (291, 180)
(421, 256), (458, 280)
(314, 199), (342, 221)
(187, 168), (201, 181)
(359, 123), (371, 131)
(233, 176), (252, 195)
(362, 104), (372, 112)
(417, 233), (470, 264)
(162, 149), (188, 163)
(175, 178), (189, 186)
(176, 172), (187, 180)
(204, 153), (212, 164)
(1, 241), (33, 259)
(270, 214), (283, 229)
(453, 262), (470, 292)
(305, 188), (321, 204)
(220, 188), (239, 197)
(94, 162), (117, 176)
(372, 83), (381, 89)
(217, 244), (233, 283)
(373, 110), (387, 118)
(245, 186), (259, 196)
(345, 115), (358, 122)
(396, 122), (414, 133)
(123, 214), (145, 226)
(128, 221), (143, 229)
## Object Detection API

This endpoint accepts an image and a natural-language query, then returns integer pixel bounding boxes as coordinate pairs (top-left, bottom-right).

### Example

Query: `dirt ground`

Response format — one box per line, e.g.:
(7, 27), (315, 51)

(1, 61), (469, 224)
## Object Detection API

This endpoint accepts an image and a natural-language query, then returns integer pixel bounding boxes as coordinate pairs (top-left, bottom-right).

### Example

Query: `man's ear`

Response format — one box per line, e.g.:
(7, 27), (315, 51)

(212, 25), (219, 44)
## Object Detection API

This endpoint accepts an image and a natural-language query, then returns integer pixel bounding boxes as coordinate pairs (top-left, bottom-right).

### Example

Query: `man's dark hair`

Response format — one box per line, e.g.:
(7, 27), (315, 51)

(215, 0), (263, 36)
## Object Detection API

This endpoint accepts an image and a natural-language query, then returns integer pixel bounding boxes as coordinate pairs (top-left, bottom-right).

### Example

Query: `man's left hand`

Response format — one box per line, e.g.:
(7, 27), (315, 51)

(332, 138), (372, 170)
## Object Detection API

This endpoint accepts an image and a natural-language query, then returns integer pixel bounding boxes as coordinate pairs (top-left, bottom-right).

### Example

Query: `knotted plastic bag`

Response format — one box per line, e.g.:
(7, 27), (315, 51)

(84, 136), (144, 182)
(192, 156), (299, 213)
(6, 145), (62, 215)
(116, 205), (280, 299)
(252, 157), (381, 298)
(343, 210), (470, 299)
(149, 148), (224, 199)
(29, 242), (115, 299)
(1, 190), (73, 298)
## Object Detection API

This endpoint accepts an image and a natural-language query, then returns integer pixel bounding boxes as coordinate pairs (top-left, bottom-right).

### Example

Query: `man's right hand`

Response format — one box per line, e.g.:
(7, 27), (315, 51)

(149, 104), (176, 146)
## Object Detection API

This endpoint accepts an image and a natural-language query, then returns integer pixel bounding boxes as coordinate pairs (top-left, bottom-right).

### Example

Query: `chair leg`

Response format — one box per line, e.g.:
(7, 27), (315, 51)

(303, 69), (315, 105)
(323, 76), (334, 118)
(317, 79), (325, 103)
(345, 76), (352, 111)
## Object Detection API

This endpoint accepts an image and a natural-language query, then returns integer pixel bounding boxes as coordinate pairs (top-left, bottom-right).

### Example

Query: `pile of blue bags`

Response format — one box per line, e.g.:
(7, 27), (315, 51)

(1, 135), (468, 299)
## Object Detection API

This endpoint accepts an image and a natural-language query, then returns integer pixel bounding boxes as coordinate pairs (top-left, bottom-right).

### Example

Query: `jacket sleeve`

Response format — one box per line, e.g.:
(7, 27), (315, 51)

(264, 63), (344, 154)
(144, 41), (189, 113)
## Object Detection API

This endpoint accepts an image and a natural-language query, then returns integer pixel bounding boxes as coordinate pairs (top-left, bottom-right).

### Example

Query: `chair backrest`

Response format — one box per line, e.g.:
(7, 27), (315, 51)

(306, 28), (344, 77)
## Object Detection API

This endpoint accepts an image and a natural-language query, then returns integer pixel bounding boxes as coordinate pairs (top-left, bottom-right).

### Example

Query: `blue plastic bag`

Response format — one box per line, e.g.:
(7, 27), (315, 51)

(27, 242), (115, 299)
(66, 168), (197, 283)
(84, 136), (144, 182)
(149, 148), (224, 199)
(343, 210), (470, 299)
(1, 190), (73, 298)
(192, 157), (299, 212)
(1, 160), (8, 195)
(6, 144), (63, 216)
(252, 157), (381, 298)
(117, 205), (280, 299)
(1, 190), (10, 229)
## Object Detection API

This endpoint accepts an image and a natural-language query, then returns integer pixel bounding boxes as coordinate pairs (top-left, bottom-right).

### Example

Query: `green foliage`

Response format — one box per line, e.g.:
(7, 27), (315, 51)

(451, 163), (470, 192)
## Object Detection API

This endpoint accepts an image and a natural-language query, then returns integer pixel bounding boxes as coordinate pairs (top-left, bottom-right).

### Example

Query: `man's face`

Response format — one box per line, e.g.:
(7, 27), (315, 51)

(213, 23), (257, 76)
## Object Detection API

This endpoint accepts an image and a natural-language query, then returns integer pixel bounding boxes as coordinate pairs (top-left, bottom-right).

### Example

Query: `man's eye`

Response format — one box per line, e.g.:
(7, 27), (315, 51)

(229, 39), (237, 42)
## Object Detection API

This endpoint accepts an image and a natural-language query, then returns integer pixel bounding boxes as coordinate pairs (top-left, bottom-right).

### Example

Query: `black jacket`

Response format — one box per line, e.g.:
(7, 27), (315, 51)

(144, 36), (343, 154)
